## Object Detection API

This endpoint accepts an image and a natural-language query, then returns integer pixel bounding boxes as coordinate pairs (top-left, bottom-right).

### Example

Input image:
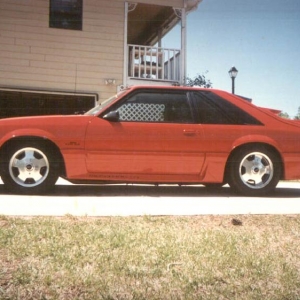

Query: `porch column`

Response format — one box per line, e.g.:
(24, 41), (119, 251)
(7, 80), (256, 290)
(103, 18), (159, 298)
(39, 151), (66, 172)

(181, 6), (187, 86)
(123, 2), (129, 88)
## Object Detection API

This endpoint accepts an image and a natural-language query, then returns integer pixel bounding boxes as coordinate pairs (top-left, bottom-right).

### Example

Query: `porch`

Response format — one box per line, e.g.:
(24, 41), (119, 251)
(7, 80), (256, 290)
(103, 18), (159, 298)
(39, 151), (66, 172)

(123, 1), (202, 88)
(127, 44), (180, 84)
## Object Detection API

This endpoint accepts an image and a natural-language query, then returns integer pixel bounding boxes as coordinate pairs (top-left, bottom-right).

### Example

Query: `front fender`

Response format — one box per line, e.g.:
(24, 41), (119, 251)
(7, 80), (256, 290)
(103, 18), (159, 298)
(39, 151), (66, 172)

(0, 129), (57, 148)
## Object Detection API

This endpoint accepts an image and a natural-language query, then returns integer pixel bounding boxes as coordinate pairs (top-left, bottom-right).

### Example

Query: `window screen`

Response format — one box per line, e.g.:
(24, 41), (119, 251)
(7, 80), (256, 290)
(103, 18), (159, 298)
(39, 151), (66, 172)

(115, 91), (193, 123)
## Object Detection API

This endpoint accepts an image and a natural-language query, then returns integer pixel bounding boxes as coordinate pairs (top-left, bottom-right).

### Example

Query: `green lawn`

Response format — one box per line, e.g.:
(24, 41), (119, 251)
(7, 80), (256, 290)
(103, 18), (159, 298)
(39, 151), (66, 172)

(1, 215), (300, 299)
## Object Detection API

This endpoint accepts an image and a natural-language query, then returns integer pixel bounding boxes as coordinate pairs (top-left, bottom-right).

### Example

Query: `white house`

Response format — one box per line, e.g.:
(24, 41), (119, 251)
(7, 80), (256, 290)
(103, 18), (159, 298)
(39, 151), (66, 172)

(0, 0), (202, 116)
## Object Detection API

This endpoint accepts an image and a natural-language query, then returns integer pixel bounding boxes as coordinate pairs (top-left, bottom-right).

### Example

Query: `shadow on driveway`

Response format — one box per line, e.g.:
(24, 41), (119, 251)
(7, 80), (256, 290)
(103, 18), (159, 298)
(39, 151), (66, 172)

(1, 182), (298, 198)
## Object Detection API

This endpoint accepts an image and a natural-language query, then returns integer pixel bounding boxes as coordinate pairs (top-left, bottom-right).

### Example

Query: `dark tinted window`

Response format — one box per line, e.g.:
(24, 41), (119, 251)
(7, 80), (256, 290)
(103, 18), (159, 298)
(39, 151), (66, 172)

(192, 91), (262, 125)
(50, 0), (83, 30)
(114, 91), (193, 123)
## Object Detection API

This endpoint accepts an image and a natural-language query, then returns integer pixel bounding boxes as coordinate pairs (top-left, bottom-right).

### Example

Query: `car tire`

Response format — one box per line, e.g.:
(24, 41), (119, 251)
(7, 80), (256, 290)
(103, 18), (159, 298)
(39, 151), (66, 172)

(227, 145), (281, 196)
(1, 142), (59, 194)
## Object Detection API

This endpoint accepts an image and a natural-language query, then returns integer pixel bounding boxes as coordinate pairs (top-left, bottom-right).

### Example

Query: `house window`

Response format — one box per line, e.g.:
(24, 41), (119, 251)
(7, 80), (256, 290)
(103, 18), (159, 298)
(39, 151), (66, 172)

(49, 0), (83, 30)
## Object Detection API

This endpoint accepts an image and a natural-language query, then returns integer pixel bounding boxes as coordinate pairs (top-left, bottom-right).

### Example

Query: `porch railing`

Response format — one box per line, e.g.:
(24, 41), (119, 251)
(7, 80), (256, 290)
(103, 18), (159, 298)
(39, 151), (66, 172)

(128, 44), (181, 82)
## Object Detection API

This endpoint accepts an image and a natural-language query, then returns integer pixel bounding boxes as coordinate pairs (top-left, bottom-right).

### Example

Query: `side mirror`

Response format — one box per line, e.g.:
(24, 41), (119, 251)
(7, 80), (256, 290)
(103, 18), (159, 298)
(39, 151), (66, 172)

(102, 110), (120, 122)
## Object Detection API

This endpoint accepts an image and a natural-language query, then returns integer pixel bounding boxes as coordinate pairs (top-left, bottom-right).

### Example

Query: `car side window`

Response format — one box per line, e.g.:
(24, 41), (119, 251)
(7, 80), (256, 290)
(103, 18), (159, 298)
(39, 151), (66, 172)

(115, 91), (193, 123)
(192, 91), (263, 125)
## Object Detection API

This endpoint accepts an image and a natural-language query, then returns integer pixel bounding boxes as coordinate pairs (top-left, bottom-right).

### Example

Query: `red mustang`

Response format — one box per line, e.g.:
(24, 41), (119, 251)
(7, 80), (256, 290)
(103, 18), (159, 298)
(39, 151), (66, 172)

(0, 86), (299, 195)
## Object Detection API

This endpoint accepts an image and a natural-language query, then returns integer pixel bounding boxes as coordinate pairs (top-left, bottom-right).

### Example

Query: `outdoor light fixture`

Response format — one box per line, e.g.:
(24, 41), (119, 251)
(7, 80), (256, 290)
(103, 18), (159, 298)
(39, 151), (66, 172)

(228, 66), (238, 94)
(105, 79), (116, 85)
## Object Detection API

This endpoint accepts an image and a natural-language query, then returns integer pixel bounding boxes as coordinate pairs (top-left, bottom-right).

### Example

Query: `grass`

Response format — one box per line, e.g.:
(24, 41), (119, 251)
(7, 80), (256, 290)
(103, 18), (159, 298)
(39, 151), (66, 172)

(0, 215), (300, 299)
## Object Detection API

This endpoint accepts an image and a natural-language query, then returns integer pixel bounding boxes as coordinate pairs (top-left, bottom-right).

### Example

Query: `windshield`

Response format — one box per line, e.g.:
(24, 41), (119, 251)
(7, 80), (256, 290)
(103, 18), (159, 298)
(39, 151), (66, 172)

(85, 90), (128, 116)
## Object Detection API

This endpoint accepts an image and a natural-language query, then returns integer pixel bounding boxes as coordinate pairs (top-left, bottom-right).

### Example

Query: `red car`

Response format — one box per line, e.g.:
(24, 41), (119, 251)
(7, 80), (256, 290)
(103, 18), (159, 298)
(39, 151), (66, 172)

(0, 85), (300, 195)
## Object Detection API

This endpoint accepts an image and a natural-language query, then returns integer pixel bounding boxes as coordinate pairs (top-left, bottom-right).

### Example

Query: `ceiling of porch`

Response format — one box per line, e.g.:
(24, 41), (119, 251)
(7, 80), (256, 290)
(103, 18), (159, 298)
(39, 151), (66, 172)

(127, 3), (180, 46)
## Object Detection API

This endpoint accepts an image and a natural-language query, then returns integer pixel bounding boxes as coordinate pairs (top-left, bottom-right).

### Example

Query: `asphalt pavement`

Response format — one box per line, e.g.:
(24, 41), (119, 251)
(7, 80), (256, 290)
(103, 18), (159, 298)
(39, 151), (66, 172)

(0, 178), (300, 216)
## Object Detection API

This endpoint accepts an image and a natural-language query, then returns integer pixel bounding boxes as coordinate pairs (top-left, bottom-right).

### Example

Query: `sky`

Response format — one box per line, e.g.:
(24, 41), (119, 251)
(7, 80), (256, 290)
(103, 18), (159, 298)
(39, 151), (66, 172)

(163, 0), (300, 117)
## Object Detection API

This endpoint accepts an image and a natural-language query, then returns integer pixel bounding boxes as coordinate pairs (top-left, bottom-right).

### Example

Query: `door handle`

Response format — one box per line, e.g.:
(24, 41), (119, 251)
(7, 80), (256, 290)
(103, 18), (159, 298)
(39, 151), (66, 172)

(183, 129), (196, 136)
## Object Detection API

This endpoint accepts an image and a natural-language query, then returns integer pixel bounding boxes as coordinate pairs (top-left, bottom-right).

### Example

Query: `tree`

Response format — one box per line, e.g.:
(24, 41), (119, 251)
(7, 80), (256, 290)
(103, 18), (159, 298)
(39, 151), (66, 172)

(294, 107), (300, 120)
(279, 112), (290, 119)
(185, 72), (212, 88)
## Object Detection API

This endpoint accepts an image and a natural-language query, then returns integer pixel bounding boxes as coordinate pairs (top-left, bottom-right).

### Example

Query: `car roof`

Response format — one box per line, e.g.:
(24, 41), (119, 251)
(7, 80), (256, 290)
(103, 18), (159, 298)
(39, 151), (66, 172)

(127, 85), (206, 91)
(124, 85), (236, 96)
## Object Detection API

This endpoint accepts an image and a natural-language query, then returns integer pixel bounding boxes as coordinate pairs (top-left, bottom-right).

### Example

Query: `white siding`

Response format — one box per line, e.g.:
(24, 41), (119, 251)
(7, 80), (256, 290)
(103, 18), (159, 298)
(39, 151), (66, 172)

(0, 0), (184, 101)
(0, 0), (125, 101)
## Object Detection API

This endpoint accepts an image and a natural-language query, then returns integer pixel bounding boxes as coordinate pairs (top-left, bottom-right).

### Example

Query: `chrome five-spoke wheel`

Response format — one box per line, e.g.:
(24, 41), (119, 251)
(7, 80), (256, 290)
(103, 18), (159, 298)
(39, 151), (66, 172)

(228, 145), (281, 195)
(9, 147), (50, 187)
(239, 152), (273, 189)
(1, 142), (59, 194)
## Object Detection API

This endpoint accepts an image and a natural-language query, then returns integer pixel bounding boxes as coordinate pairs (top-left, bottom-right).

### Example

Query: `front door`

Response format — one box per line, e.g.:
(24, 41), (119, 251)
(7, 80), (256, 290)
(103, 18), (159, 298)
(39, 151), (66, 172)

(84, 90), (205, 181)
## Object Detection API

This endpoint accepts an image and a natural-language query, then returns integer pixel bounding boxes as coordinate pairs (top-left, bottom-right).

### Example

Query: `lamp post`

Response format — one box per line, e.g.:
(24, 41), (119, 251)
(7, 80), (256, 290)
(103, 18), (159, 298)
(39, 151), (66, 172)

(228, 66), (238, 94)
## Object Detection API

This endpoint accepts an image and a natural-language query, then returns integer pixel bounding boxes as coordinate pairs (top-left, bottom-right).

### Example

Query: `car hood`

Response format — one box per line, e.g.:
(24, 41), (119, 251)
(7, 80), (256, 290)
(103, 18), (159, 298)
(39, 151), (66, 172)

(0, 114), (92, 125)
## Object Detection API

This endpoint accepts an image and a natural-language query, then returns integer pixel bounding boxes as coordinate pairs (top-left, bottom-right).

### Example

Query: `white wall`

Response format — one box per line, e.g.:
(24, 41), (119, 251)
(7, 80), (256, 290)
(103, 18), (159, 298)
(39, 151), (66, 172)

(0, 0), (124, 101)
(0, 0), (185, 101)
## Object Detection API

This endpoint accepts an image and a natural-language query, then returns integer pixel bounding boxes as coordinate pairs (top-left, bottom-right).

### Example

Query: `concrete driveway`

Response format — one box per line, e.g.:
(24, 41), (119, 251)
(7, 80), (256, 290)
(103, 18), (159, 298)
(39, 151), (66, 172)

(0, 179), (300, 217)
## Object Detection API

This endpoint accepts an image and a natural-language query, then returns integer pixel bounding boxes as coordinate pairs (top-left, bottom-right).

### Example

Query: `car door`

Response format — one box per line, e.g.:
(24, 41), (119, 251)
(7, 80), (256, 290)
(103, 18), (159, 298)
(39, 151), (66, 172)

(84, 89), (205, 180)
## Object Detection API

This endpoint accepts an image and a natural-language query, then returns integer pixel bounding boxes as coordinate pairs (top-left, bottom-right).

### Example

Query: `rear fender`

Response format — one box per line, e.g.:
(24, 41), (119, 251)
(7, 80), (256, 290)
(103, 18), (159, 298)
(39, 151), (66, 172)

(199, 135), (282, 183)
(232, 135), (280, 151)
(227, 135), (284, 181)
